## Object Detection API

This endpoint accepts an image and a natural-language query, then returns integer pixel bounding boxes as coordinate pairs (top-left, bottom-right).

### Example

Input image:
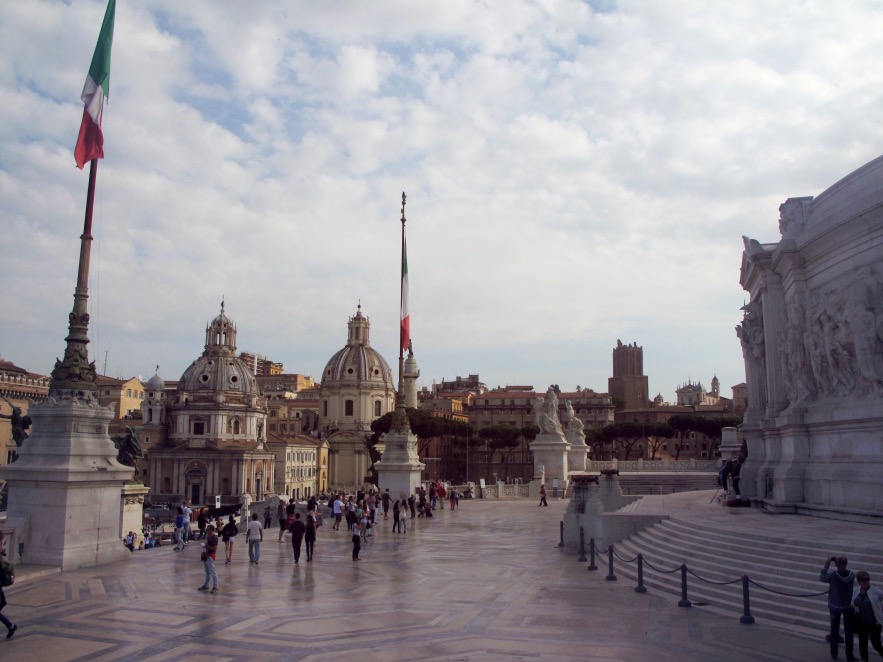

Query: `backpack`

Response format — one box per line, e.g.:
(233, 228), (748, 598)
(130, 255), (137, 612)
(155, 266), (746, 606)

(0, 561), (14, 587)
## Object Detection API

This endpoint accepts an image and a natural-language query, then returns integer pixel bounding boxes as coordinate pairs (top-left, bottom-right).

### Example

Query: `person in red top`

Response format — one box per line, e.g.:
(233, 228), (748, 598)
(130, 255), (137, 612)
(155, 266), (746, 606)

(539, 484), (548, 507)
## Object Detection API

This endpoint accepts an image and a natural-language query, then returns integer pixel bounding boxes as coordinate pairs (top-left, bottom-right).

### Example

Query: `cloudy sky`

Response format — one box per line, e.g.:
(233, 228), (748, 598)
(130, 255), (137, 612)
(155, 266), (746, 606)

(2, 1), (882, 402)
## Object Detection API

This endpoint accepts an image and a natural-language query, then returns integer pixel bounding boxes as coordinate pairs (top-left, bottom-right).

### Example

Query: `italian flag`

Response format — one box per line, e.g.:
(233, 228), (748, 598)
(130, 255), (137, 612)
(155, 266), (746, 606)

(400, 231), (410, 353)
(74, 0), (116, 169)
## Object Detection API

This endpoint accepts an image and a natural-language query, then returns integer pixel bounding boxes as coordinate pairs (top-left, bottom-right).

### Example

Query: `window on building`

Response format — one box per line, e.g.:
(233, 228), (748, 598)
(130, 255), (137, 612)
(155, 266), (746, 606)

(232, 419), (241, 434)
(323, 401), (328, 417)
(269, 423), (276, 432)
(374, 400), (381, 417)
(345, 400), (354, 416)
(193, 421), (205, 435)
(270, 410), (277, 418)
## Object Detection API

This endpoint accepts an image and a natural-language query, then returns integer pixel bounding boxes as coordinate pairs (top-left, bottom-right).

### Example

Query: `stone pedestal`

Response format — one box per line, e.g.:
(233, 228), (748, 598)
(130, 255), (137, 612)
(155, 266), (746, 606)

(121, 482), (149, 542)
(719, 426), (741, 461)
(567, 437), (589, 474)
(530, 433), (571, 493)
(0, 394), (134, 570)
(375, 426), (424, 501)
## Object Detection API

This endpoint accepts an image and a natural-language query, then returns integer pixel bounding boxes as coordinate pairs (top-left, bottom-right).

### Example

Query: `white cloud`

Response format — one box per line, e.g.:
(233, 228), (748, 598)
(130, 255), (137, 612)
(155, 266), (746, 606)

(2, 0), (882, 399)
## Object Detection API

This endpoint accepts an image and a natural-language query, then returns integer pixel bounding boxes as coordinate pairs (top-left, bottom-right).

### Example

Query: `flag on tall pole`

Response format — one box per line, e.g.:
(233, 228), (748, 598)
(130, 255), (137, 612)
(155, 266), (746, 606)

(400, 192), (410, 355)
(74, 0), (116, 169)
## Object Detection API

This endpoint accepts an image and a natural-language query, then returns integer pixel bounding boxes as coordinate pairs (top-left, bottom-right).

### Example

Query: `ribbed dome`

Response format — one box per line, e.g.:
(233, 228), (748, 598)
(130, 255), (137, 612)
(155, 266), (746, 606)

(179, 355), (258, 395)
(320, 305), (394, 389)
(177, 303), (259, 398)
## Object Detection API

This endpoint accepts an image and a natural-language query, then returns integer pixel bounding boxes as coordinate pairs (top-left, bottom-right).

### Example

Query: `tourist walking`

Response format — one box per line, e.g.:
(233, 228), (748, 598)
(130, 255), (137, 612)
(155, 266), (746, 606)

(197, 508), (207, 540)
(408, 494), (416, 519)
(538, 484), (548, 507)
(852, 570), (883, 661)
(351, 519), (362, 561)
(822, 555), (857, 661)
(181, 500), (193, 544)
(247, 512), (263, 564)
(382, 489), (391, 520)
(289, 512), (306, 563)
(449, 488), (457, 510)
(282, 500), (296, 542)
(221, 515), (238, 565)
(392, 500), (401, 533)
(304, 514), (317, 562)
(332, 494), (343, 530)
(198, 524), (219, 593)
(263, 505), (272, 529)
(174, 505), (186, 551)
(277, 499), (287, 541)
(0, 531), (18, 639)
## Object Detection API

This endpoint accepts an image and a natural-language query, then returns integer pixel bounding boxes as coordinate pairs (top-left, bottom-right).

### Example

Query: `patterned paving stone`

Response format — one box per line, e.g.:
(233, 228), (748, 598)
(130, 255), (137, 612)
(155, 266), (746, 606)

(0, 494), (850, 660)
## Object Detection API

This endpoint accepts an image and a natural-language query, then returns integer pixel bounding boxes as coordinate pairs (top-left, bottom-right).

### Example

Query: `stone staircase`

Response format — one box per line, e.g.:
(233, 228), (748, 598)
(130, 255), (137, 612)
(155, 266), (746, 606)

(610, 517), (883, 639)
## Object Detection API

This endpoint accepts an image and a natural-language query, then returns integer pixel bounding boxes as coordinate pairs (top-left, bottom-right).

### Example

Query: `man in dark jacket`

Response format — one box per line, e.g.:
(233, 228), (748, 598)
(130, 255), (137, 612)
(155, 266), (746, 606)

(822, 555), (857, 661)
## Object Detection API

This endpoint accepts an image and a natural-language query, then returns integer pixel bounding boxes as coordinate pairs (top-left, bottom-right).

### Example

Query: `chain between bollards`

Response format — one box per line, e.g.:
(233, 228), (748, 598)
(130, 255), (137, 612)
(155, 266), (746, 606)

(678, 564), (691, 607)
(740, 575), (755, 624)
(578, 527), (587, 562)
(606, 544), (617, 581)
(635, 553), (647, 593)
(587, 537), (597, 571)
(558, 520), (564, 548)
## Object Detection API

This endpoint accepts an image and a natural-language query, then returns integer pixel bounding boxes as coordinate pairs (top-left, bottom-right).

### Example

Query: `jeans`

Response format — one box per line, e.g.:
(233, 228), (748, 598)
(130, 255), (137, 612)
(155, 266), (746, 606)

(352, 535), (361, 560)
(292, 537), (303, 562)
(203, 555), (218, 589)
(856, 622), (883, 661)
(248, 539), (261, 562)
(305, 539), (314, 561)
(830, 607), (855, 659)
(175, 527), (185, 548)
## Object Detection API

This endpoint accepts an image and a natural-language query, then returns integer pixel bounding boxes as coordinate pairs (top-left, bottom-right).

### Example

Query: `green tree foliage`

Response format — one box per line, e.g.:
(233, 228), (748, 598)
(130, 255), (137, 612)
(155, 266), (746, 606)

(370, 408), (472, 455)
(596, 421), (645, 460)
(645, 421), (674, 459)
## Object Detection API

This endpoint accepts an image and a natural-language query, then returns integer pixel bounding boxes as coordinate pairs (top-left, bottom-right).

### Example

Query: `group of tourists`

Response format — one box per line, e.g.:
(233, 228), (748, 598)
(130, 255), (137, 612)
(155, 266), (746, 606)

(821, 555), (883, 661)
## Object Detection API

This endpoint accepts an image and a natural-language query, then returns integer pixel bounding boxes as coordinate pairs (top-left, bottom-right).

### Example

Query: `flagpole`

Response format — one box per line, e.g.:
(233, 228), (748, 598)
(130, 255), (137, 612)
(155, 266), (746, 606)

(392, 192), (410, 434)
(50, 159), (100, 395)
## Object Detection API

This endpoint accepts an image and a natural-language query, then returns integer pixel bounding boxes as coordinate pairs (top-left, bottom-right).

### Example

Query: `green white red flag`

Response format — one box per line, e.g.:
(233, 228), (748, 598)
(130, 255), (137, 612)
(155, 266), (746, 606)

(400, 231), (410, 353)
(74, 0), (116, 169)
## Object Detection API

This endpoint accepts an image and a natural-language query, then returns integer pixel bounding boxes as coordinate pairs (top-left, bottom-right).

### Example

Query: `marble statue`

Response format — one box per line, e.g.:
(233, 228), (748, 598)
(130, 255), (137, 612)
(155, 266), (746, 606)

(538, 387), (563, 436)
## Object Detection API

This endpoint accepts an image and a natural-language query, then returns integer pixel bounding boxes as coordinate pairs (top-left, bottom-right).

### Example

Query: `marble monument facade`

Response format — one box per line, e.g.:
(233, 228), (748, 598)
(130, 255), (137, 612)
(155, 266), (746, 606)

(738, 155), (883, 522)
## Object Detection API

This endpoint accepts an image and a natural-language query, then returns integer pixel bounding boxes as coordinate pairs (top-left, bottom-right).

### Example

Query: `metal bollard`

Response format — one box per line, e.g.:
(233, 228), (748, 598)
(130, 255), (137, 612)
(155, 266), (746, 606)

(678, 564), (691, 607)
(740, 575), (755, 624)
(578, 527), (587, 562)
(635, 553), (647, 593)
(558, 521), (564, 548)
(587, 538), (598, 571)
(606, 544), (617, 581)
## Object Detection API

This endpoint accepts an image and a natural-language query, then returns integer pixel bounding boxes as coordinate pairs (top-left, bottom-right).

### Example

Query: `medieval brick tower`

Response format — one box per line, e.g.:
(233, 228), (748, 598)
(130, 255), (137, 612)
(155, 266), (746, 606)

(608, 340), (650, 409)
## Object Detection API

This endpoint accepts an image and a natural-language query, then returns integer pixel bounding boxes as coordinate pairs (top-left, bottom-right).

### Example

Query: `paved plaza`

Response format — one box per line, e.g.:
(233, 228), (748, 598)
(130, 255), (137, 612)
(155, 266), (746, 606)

(0, 492), (871, 661)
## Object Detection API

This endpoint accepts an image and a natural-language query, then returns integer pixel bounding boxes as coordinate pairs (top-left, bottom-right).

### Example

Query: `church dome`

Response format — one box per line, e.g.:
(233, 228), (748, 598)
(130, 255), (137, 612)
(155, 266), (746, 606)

(177, 302), (259, 399)
(318, 305), (396, 434)
(146, 368), (165, 392)
(320, 306), (394, 389)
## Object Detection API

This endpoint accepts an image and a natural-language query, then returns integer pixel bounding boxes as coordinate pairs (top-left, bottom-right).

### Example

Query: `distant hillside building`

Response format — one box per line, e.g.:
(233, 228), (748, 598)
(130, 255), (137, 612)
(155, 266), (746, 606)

(608, 340), (650, 409)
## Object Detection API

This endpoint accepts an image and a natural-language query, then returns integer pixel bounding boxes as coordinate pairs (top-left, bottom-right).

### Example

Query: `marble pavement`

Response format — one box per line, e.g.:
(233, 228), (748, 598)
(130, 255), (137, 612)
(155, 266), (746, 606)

(0, 494), (850, 661)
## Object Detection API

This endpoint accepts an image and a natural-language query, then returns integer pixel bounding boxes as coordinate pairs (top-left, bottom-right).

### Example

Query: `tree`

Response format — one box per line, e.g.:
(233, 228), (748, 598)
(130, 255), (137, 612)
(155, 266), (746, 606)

(598, 421), (645, 461)
(645, 421), (674, 460)
(667, 414), (706, 460)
